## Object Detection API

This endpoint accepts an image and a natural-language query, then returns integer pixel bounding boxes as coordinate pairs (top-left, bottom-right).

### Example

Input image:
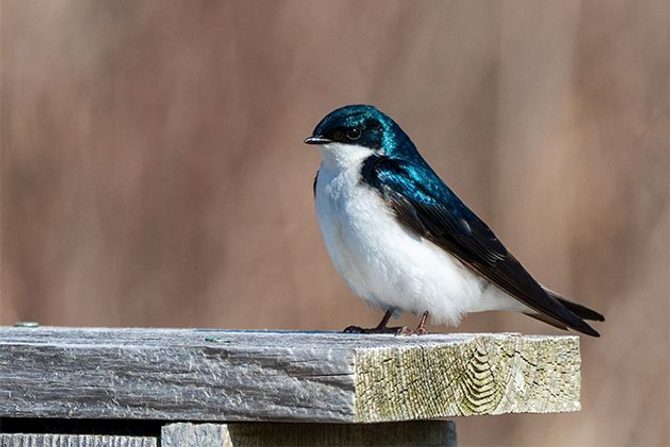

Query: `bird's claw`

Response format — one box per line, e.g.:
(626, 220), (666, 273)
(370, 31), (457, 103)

(396, 326), (429, 336)
(344, 310), (430, 336)
(413, 326), (429, 336)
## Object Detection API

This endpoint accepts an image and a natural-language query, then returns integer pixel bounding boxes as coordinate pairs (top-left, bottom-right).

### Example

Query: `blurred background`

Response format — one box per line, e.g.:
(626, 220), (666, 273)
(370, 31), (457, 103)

(1, 1), (668, 445)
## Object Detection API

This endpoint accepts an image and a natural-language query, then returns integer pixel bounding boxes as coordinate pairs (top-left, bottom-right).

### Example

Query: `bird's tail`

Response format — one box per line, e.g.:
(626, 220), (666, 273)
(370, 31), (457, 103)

(524, 288), (604, 336)
(544, 288), (605, 322)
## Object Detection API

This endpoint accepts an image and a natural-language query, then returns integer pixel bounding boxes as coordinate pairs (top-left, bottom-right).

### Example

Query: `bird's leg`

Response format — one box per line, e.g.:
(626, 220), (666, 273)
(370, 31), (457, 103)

(397, 311), (430, 336)
(414, 311), (430, 335)
(343, 310), (409, 334)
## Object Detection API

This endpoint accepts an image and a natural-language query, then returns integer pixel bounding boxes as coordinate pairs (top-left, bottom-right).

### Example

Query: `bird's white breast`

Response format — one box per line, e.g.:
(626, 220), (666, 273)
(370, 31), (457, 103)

(314, 144), (525, 326)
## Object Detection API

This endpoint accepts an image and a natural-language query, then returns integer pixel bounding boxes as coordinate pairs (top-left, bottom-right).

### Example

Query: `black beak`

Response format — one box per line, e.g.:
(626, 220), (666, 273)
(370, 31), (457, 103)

(304, 135), (332, 145)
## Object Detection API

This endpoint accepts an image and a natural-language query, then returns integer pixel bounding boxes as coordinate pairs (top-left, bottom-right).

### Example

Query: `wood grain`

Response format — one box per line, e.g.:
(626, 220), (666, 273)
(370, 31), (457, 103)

(162, 423), (230, 447)
(227, 421), (457, 447)
(0, 434), (156, 446)
(354, 333), (581, 421)
(0, 328), (580, 423)
(161, 421), (457, 447)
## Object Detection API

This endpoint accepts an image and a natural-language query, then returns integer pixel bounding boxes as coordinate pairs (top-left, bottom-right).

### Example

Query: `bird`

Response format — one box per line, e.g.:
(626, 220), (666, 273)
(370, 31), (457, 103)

(305, 104), (604, 336)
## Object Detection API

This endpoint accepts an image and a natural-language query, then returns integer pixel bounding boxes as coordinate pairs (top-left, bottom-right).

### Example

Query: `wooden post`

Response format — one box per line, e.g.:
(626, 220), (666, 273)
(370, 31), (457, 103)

(0, 328), (581, 446)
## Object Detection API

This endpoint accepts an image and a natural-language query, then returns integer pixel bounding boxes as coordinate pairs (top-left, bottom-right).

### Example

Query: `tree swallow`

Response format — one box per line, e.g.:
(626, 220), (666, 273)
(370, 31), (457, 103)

(305, 105), (604, 336)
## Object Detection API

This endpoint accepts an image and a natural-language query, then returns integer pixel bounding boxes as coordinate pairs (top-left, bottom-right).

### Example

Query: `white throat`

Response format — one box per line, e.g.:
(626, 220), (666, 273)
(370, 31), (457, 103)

(318, 143), (376, 171)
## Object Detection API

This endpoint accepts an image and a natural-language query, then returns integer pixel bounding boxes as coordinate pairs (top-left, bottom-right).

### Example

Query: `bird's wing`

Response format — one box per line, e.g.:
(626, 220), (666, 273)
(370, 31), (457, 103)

(361, 156), (599, 336)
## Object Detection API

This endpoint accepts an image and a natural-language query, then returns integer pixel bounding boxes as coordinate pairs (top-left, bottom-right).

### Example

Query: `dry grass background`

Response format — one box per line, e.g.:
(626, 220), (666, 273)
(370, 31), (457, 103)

(1, 1), (668, 445)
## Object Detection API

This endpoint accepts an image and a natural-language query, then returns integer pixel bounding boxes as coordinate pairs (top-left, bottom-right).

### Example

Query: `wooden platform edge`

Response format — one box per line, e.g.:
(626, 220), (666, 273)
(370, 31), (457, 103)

(0, 328), (580, 423)
(354, 334), (581, 422)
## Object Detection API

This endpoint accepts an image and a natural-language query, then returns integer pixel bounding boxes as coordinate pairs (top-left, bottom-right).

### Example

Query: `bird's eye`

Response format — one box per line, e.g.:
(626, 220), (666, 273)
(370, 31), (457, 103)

(346, 127), (362, 141)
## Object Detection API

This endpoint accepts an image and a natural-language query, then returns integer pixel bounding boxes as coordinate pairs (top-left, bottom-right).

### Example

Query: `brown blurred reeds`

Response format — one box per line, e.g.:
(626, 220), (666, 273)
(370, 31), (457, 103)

(1, 1), (668, 445)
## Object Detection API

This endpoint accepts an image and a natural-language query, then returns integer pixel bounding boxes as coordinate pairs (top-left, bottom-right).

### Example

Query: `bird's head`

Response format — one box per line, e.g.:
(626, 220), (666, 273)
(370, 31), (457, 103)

(305, 105), (420, 168)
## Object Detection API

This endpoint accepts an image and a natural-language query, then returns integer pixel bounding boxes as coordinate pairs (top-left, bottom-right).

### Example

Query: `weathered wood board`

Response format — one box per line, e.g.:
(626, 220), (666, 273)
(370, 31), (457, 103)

(161, 421), (457, 447)
(0, 434), (156, 446)
(0, 328), (580, 423)
(0, 422), (456, 447)
(162, 423), (229, 447)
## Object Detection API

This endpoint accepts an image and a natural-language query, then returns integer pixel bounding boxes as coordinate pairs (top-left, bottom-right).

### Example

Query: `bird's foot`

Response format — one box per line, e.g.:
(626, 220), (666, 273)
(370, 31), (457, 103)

(413, 326), (429, 336)
(343, 325), (408, 335)
(396, 311), (430, 336)
(395, 326), (429, 336)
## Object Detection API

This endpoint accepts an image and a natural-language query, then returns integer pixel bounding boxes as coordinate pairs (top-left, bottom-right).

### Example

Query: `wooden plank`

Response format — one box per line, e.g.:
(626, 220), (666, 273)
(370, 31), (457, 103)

(0, 328), (580, 423)
(162, 423), (230, 447)
(0, 434), (156, 446)
(161, 421), (457, 447)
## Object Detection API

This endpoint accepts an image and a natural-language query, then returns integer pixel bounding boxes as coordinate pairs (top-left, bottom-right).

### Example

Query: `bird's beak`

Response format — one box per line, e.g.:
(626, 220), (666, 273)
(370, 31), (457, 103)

(304, 135), (332, 145)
